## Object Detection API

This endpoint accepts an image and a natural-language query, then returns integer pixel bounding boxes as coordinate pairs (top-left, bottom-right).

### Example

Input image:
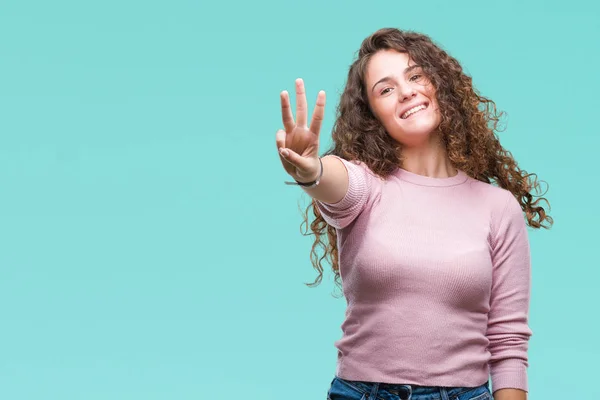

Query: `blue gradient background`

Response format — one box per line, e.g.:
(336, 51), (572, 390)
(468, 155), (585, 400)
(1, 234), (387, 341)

(0, 0), (597, 398)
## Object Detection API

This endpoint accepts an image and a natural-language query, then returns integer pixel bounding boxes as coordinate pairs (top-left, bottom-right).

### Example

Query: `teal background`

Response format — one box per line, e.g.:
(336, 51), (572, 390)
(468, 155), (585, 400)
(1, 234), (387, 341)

(0, 0), (597, 398)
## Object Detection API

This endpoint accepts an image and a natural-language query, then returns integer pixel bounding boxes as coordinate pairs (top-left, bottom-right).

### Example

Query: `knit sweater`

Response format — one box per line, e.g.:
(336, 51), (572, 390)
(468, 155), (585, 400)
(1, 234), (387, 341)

(315, 155), (533, 394)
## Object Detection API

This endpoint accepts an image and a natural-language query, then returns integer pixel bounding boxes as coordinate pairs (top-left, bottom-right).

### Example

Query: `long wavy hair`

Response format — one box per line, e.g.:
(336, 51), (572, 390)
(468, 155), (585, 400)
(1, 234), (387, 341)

(300, 28), (553, 296)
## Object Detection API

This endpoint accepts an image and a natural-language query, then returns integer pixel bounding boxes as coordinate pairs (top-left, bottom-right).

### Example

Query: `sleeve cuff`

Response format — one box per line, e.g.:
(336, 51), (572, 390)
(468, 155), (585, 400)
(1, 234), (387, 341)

(490, 358), (528, 394)
(314, 155), (371, 230)
(321, 155), (368, 209)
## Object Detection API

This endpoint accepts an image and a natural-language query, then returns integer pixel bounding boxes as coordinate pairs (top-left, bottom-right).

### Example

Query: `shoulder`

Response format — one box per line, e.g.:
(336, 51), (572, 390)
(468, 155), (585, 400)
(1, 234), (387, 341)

(464, 177), (517, 215)
(473, 183), (526, 240)
(325, 154), (374, 171)
(324, 154), (384, 182)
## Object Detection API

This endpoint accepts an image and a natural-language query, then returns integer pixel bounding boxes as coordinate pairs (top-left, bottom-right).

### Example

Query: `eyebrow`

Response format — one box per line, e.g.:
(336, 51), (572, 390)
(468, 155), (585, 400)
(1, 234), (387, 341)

(371, 64), (422, 93)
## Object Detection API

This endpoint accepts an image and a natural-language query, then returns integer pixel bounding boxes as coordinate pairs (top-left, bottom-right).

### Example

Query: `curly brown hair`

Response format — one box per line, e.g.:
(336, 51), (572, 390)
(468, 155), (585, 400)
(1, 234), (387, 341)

(299, 28), (553, 296)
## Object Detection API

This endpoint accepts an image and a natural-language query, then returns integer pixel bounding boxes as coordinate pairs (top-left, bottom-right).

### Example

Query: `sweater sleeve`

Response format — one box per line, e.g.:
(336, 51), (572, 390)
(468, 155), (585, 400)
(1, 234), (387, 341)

(314, 155), (379, 230)
(487, 191), (534, 394)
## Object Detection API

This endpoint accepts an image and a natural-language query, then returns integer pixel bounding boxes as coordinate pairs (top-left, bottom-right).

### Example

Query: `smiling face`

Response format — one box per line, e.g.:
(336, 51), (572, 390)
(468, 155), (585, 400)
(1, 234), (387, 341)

(365, 49), (442, 147)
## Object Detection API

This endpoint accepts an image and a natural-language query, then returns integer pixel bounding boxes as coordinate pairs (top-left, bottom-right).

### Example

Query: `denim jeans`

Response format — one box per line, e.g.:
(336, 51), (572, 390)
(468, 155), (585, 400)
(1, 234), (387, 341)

(327, 376), (492, 400)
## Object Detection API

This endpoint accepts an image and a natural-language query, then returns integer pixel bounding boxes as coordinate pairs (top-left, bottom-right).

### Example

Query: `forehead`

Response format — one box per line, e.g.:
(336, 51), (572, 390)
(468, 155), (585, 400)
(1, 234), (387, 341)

(366, 50), (414, 83)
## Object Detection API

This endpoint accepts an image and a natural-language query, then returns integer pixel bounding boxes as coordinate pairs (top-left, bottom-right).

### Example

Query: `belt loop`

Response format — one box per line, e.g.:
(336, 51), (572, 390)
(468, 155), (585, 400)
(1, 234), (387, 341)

(368, 382), (380, 400)
(440, 387), (449, 400)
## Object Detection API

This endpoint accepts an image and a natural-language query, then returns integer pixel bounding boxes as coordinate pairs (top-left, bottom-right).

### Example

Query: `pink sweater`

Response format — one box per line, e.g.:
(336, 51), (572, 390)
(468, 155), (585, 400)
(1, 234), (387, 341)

(315, 156), (533, 393)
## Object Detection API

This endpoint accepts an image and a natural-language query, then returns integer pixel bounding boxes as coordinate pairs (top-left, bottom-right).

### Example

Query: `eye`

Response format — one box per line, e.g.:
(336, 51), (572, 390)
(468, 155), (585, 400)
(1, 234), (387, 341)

(380, 87), (392, 95)
(409, 74), (422, 82)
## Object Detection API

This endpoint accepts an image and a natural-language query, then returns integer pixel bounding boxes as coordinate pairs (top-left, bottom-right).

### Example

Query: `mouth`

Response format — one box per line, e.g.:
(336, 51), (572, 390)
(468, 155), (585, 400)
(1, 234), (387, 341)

(399, 102), (429, 119)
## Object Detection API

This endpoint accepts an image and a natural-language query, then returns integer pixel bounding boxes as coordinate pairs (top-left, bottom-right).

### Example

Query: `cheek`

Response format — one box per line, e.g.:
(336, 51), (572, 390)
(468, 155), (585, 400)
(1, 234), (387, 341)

(370, 101), (394, 122)
(379, 100), (398, 119)
(431, 100), (442, 118)
(427, 91), (440, 110)
(424, 92), (440, 113)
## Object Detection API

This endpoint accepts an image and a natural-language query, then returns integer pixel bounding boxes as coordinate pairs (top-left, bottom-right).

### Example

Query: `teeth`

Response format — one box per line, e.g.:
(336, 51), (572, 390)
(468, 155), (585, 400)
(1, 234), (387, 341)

(401, 104), (426, 119)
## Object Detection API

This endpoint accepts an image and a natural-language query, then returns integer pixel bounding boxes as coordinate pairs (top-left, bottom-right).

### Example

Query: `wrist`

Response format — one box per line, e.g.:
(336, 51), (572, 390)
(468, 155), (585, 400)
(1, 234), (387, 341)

(284, 157), (323, 188)
(296, 170), (320, 184)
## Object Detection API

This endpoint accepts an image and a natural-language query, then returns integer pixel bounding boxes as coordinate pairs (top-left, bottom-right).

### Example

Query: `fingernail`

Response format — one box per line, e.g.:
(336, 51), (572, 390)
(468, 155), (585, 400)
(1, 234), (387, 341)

(280, 149), (288, 157)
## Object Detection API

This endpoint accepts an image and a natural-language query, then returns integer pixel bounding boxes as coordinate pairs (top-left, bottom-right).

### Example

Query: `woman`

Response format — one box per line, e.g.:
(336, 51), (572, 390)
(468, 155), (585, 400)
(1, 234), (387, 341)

(275, 28), (552, 400)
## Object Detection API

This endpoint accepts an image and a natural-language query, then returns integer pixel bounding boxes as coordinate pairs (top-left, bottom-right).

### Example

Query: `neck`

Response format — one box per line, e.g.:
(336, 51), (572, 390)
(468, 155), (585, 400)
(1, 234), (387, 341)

(398, 136), (457, 178)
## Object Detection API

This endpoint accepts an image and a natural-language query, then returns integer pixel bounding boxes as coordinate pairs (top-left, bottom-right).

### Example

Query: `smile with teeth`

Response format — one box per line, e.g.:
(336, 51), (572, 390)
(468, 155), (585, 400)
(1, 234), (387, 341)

(401, 103), (427, 119)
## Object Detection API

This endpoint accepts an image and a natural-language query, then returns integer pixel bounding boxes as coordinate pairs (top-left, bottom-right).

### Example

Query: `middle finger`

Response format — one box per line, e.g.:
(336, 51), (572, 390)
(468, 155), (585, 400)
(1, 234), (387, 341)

(295, 78), (307, 127)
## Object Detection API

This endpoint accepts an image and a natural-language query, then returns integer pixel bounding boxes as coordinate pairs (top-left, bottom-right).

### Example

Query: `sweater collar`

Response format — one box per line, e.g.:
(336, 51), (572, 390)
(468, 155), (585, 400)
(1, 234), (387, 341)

(394, 167), (468, 187)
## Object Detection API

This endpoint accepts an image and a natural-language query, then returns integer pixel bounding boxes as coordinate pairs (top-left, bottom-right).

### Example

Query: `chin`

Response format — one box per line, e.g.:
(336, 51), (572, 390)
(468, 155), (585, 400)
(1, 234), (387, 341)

(388, 119), (439, 143)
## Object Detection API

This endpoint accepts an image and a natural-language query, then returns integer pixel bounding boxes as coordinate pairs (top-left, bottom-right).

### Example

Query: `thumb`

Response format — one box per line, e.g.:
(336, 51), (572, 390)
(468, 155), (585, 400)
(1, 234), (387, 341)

(279, 147), (311, 171)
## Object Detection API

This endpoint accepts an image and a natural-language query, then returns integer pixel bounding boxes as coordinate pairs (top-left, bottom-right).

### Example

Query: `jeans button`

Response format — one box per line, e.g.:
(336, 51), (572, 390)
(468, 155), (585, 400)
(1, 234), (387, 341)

(398, 387), (410, 400)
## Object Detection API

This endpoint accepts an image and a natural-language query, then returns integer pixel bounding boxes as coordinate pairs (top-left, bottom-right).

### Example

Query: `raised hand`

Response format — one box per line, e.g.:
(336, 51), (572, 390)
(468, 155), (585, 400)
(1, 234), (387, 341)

(276, 78), (326, 183)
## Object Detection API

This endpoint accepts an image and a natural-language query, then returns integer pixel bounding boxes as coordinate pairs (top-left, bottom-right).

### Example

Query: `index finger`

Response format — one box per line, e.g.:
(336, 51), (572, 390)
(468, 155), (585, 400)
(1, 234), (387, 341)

(309, 90), (326, 137)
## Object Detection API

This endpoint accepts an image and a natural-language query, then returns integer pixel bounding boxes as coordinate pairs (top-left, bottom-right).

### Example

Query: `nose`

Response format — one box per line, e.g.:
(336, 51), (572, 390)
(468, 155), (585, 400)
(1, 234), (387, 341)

(397, 84), (417, 103)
